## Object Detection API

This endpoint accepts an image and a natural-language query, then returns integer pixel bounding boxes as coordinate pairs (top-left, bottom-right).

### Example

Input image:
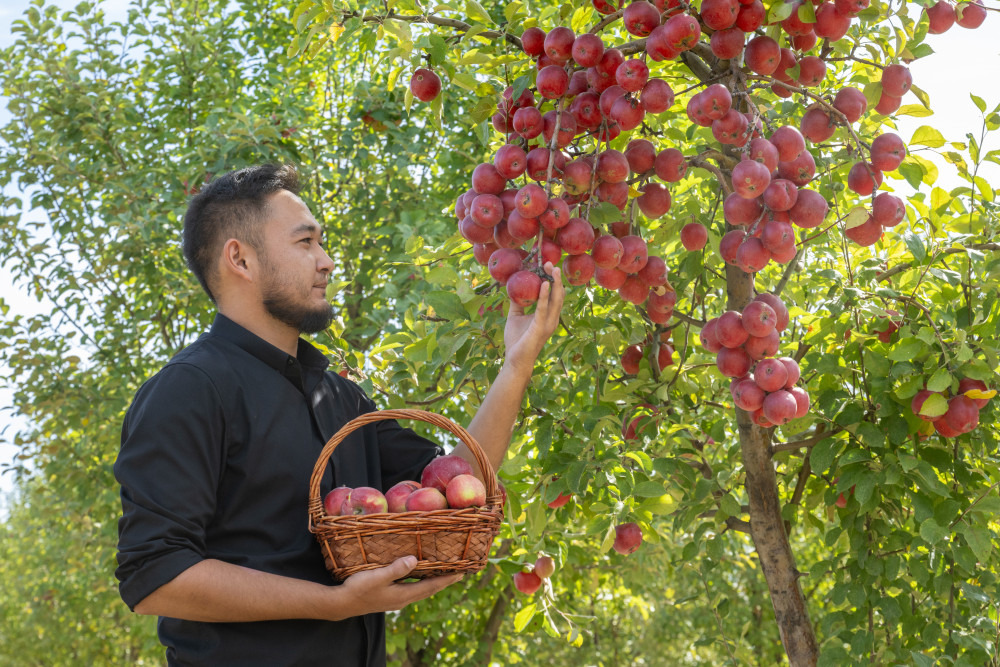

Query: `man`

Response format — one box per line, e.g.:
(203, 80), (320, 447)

(114, 163), (563, 665)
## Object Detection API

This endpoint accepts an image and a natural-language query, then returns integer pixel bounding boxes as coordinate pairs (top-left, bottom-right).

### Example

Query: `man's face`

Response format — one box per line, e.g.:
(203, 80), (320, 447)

(256, 190), (335, 334)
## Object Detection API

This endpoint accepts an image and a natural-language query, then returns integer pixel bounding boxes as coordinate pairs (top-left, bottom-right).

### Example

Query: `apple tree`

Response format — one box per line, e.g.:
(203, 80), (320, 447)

(0, 0), (998, 665)
(289, 0), (1000, 665)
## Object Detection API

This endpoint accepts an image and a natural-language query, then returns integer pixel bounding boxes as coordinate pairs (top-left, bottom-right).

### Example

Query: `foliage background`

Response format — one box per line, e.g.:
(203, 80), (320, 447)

(0, 0), (998, 665)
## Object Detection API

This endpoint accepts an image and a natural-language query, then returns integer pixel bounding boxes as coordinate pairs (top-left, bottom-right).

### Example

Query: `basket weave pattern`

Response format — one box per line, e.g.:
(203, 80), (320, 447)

(308, 409), (504, 580)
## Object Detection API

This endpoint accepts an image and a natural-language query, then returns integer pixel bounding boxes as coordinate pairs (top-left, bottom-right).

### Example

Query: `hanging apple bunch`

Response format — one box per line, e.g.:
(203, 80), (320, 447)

(455, 13), (687, 316)
(447, 0), (990, 436)
(911, 378), (994, 439)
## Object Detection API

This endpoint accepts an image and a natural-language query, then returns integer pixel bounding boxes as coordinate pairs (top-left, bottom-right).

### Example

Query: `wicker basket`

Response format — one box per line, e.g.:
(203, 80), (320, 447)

(308, 409), (504, 581)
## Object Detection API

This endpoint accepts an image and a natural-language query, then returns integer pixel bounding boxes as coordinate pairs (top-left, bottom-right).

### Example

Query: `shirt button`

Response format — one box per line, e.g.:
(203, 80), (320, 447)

(287, 358), (294, 365)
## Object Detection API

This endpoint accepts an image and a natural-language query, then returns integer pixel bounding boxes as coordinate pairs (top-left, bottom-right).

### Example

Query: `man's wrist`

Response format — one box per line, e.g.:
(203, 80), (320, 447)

(500, 356), (536, 385)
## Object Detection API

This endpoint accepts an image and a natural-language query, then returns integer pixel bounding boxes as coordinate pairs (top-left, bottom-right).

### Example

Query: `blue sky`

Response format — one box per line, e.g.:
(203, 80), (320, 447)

(1, 3), (998, 511)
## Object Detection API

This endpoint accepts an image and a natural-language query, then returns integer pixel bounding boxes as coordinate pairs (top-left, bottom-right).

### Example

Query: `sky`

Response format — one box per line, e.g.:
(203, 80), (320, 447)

(0, 3), (998, 513)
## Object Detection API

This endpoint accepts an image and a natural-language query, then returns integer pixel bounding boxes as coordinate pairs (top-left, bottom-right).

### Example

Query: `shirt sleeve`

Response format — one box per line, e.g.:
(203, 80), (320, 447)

(114, 363), (226, 611)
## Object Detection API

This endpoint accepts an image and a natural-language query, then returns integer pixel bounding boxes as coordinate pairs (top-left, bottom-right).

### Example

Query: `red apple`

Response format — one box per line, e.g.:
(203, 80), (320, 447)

(944, 395), (980, 434)
(958, 378), (991, 409)
(548, 492), (573, 509)
(420, 454), (474, 493)
(405, 487), (449, 511)
(507, 270), (543, 306)
(445, 474), (487, 509)
(762, 390), (797, 425)
(341, 486), (388, 515)
(514, 570), (543, 595)
(385, 481), (421, 513)
(410, 68), (441, 102)
(911, 389), (942, 421)
(680, 223), (708, 251)
(323, 486), (352, 516)
(613, 522), (643, 555)
(534, 555), (556, 578)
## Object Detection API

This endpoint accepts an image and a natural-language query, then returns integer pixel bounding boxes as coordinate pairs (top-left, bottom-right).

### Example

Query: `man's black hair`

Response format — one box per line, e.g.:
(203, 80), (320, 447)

(182, 163), (300, 302)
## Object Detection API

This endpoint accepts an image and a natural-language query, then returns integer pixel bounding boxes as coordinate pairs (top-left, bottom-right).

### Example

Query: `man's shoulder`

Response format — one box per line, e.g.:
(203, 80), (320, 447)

(133, 334), (237, 400)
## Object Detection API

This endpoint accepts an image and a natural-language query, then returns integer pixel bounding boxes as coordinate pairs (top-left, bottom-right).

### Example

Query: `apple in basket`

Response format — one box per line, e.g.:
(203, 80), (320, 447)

(445, 474), (486, 509)
(385, 480), (422, 513)
(405, 487), (449, 511)
(340, 487), (388, 515)
(420, 454), (473, 493)
(322, 486), (352, 516)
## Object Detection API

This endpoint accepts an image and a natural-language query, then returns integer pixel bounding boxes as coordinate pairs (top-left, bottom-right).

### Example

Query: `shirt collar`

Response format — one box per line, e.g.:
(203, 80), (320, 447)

(209, 314), (330, 375)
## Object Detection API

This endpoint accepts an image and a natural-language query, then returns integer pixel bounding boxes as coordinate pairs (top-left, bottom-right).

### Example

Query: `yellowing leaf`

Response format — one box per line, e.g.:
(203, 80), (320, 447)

(451, 72), (479, 91)
(844, 205), (869, 230)
(911, 125), (946, 148)
(382, 18), (412, 46)
(897, 104), (934, 118)
(965, 388), (996, 401)
(514, 603), (536, 632)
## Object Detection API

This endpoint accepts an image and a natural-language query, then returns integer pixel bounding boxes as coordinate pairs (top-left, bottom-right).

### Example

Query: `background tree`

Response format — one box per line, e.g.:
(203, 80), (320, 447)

(1, 0), (998, 665)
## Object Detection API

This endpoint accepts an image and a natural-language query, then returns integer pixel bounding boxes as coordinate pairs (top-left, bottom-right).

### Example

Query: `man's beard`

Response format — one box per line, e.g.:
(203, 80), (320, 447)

(260, 265), (334, 334)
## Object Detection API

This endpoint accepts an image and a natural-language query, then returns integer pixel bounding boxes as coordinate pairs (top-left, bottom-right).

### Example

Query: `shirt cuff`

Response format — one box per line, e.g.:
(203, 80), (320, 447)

(118, 548), (205, 612)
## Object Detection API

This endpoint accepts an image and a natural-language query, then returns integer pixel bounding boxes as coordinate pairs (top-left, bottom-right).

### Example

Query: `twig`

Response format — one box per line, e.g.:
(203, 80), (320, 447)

(770, 426), (843, 454)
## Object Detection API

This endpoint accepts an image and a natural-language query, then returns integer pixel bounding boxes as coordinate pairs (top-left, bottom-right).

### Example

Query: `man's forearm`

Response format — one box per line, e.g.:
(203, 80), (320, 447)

(132, 556), (461, 623)
(458, 360), (534, 476)
(134, 559), (347, 622)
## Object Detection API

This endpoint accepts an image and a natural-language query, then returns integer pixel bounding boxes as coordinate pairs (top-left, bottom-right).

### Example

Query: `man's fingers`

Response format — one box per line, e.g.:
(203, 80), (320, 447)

(397, 573), (464, 605)
(361, 556), (418, 586)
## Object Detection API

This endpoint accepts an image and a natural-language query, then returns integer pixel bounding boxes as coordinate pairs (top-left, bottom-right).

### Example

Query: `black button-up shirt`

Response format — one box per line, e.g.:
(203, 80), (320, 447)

(114, 314), (443, 666)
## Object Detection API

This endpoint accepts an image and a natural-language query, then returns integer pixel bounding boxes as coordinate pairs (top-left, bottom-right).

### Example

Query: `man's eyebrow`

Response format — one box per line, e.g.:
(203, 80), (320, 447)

(290, 222), (324, 238)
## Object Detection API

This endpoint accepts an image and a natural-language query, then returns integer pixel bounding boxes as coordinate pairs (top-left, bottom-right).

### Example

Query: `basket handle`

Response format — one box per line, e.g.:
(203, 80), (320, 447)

(307, 409), (501, 526)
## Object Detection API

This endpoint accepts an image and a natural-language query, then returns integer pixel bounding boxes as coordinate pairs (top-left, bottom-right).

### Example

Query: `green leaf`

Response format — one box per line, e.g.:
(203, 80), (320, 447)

(910, 125), (946, 148)
(919, 392), (948, 419)
(903, 231), (927, 262)
(888, 337), (925, 361)
(908, 154), (939, 185)
(919, 518), (948, 545)
(968, 495), (1000, 516)
(465, 0), (493, 24)
(897, 161), (924, 189)
(863, 81), (883, 110)
(588, 202), (623, 226)
(926, 367), (952, 393)
(970, 93), (987, 113)
(856, 422), (885, 448)
(767, 1), (796, 23)
(633, 481), (667, 497)
(810, 436), (841, 473)
(719, 493), (741, 517)
(425, 291), (468, 321)
(796, 1), (816, 22)
(960, 524), (993, 562)
(514, 602), (536, 632)
(451, 72), (480, 91)
(405, 235), (425, 255)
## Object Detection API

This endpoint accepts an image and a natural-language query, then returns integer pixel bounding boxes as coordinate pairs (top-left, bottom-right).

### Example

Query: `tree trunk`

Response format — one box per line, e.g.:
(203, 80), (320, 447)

(728, 263), (819, 666)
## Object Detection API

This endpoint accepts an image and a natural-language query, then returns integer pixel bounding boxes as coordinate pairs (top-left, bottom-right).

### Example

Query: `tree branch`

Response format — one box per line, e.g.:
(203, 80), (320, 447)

(877, 242), (1000, 282)
(771, 426), (842, 455)
(338, 10), (522, 49)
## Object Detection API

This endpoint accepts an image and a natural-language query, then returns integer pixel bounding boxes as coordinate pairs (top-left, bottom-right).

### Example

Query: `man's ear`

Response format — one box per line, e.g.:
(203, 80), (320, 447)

(220, 238), (258, 285)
